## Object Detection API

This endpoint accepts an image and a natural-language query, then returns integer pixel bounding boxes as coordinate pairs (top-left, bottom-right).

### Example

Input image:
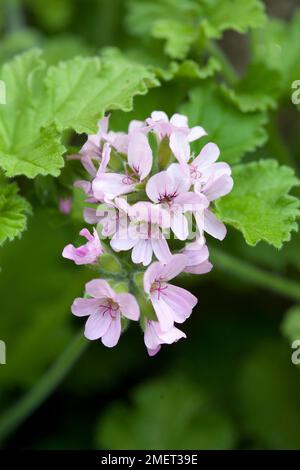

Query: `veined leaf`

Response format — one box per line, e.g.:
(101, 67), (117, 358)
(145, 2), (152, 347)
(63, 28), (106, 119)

(0, 181), (31, 246)
(181, 83), (268, 164)
(215, 160), (300, 248)
(126, 0), (266, 59)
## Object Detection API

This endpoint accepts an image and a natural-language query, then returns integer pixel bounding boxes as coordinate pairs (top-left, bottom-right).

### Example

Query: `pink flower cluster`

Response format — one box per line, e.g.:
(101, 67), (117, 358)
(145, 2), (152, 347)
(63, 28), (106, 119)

(63, 111), (233, 355)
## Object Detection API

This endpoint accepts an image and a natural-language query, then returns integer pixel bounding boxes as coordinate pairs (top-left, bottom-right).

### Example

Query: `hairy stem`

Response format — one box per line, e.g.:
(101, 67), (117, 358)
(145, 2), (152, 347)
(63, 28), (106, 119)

(212, 248), (300, 303)
(0, 332), (87, 444)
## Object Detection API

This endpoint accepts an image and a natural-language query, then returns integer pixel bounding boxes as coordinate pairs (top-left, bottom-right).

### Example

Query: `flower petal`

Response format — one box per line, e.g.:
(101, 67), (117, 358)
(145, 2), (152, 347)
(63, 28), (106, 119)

(84, 312), (112, 340)
(169, 131), (190, 163)
(204, 209), (227, 240)
(162, 284), (197, 323)
(193, 142), (220, 169)
(151, 236), (172, 263)
(71, 298), (101, 317)
(159, 253), (187, 281)
(132, 239), (153, 266)
(146, 171), (169, 203)
(92, 173), (135, 200)
(101, 315), (122, 347)
(116, 293), (140, 320)
(170, 211), (189, 240)
(128, 132), (153, 180)
(85, 279), (115, 299)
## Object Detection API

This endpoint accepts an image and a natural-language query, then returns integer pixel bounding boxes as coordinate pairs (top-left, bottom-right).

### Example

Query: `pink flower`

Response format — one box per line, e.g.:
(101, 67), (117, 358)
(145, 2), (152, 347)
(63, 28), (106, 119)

(92, 132), (152, 201)
(59, 197), (72, 215)
(74, 142), (111, 199)
(146, 164), (207, 240)
(110, 201), (171, 266)
(106, 119), (146, 154)
(146, 111), (206, 163)
(147, 111), (206, 142)
(144, 254), (197, 331)
(144, 320), (186, 356)
(182, 240), (212, 274)
(71, 279), (140, 347)
(62, 228), (103, 265)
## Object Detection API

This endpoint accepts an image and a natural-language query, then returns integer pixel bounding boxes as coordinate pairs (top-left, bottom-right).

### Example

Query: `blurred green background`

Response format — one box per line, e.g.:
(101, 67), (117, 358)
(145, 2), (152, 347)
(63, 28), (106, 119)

(1, 0), (300, 450)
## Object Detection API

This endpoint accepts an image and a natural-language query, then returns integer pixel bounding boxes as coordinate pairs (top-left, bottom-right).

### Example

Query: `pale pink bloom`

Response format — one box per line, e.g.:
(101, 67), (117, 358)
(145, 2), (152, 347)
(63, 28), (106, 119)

(72, 279), (140, 347)
(62, 228), (103, 265)
(59, 197), (72, 215)
(147, 111), (206, 142)
(182, 240), (212, 274)
(144, 320), (186, 356)
(107, 120), (147, 154)
(144, 254), (197, 331)
(146, 111), (206, 163)
(74, 142), (111, 199)
(110, 202), (171, 266)
(167, 142), (233, 241)
(146, 164), (207, 240)
(92, 132), (152, 201)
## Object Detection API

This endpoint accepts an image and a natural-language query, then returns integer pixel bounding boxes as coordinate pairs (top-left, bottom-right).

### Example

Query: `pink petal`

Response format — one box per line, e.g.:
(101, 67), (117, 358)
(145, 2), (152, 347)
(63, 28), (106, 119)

(116, 293), (140, 320)
(85, 279), (115, 299)
(98, 142), (111, 173)
(147, 346), (161, 357)
(169, 132), (190, 163)
(167, 163), (191, 193)
(146, 171), (169, 203)
(92, 173), (135, 200)
(151, 236), (172, 263)
(83, 208), (99, 224)
(193, 142), (220, 169)
(71, 298), (101, 317)
(203, 174), (233, 201)
(110, 228), (137, 252)
(170, 113), (188, 127)
(84, 311), (112, 340)
(143, 261), (162, 293)
(188, 126), (207, 142)
(159, 253), (187, 281)
(204, 209), (227, 240)
(170, 211), (189, 240)
(128, 132), (152, 180)
(132, 239), (153, 266)
(162, 284), (197, 323)
(185, 260), (213, 274)
(151, 295), (174, 332)
(74, 180), (92, 196)
(101, 315), (122, 347)
(150, 111), (168, 122)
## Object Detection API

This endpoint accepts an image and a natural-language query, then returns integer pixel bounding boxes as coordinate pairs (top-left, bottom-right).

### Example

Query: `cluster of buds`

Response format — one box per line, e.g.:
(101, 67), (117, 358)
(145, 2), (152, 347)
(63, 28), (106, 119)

(63, 111), (233, 355)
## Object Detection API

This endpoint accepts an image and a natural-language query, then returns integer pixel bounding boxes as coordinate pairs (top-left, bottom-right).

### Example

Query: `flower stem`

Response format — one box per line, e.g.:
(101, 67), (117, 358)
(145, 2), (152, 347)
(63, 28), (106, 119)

(212, 248), (300, 303)
(0, 332), (87, 444)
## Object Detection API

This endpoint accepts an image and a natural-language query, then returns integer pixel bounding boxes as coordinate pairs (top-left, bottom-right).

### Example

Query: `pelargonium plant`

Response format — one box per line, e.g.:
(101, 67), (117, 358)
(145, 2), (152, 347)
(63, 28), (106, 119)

(63, 111), (233, 355)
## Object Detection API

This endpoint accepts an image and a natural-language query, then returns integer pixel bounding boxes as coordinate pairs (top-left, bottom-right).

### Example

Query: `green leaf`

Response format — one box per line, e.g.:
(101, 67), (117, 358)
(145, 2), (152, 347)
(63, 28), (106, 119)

(0, 181), (31, 246)
(215, 160), (300, 248)
(0, 48), (158, 178)
(45, 48), (159, 134)
(180, 83), (268, 164)
(0, 49), (65, 178)
(126, 0), (266, 59)
(221, 63), (282, 112)
(251, 10), (300, 92)
(97, 375), (236, 450)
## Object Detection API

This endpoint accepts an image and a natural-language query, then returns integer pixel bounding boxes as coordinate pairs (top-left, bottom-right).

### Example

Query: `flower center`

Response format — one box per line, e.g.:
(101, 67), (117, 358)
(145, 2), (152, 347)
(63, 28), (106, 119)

(150, 280), (168, 300)
(190, 165), (202, 180)
(99, 299), (119, 318)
